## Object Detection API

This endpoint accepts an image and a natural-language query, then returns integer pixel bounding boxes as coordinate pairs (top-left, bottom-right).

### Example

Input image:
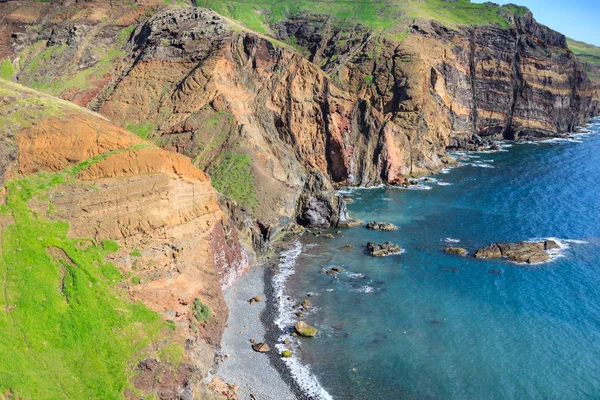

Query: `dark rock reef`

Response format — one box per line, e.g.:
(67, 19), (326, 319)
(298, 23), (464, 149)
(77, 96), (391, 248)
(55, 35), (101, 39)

(367, 242), (403, 257)
(474, 240), (560, 264)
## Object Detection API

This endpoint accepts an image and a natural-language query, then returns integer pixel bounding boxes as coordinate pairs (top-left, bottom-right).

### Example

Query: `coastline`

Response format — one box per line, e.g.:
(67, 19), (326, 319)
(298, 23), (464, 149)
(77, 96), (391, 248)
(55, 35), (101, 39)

(216, 117), (600, 400)
(217, 238), (307, 400)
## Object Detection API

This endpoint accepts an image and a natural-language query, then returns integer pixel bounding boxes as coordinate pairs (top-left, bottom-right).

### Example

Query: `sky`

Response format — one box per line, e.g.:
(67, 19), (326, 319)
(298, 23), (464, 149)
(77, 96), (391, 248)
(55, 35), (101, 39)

(472, 0), (600, 46)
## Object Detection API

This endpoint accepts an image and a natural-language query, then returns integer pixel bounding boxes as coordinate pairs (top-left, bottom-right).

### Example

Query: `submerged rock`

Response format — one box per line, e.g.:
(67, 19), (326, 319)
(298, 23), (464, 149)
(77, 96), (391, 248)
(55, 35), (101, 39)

(366, 221), (398, 231)
(322, 233), (335, 239)
(474, 240), (556, 264)
(367, 242), (403, 257)
(339, 244), (355, 251)
(295, 321), (318, 337)
(444, 247), (468, 256)
(281, 350), (292, 358)
(251, 342), (270, 353)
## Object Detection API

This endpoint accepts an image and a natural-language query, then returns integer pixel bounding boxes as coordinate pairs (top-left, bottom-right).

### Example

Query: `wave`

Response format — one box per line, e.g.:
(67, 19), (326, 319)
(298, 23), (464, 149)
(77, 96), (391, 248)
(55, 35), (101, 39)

(272, 242), (334, 400)
(443, 238), (461, 243)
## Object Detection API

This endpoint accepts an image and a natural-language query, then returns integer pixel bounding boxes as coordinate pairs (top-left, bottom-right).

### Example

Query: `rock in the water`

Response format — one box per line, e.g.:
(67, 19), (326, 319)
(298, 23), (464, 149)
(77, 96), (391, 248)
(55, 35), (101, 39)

(337, 219), (363, 228)
(366, 221), (398, 231)
(473, 243), (502, 259)
(331, 267), (343, 272)
(339, 244), (355, 250)
(295, 321), (318, 337)
(367, 242), (403, 257)
(251, 342), (270, 352)
(474, 241), (553, 264)
(301, 299), (311, 309)
(248, 295), (262, 304)
(544, 239), (561, 250)
(281, 350), (292, 358)
(444, 247), (467, 256)
(322, 233), (334, 239)
(342, 195), (354, 204)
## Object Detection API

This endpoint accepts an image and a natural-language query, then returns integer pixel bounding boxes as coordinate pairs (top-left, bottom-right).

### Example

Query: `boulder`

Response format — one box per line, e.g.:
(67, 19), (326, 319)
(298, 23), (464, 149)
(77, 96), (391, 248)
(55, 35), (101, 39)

(248, 295), (262, 304)
(444, 247), (467, 256)
(366, 221), (398, 231)
(251, 343), (270, 353)
(295, 321), (318, 337)
(301, 299), (311, 309)
(322, 233), (334, 239)
(367, 242), (403, 257)
(281, 350), (292, 358)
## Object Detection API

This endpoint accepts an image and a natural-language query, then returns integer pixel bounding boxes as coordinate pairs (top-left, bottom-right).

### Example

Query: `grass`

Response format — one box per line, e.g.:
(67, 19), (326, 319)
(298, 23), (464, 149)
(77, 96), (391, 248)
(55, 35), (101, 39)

(208, 151), (258, 212)
(131, 249), (142, 258)
(126, 122), (155, 140)
(195, 0), (526, 36)
(193, 298), (211, 322)
(0, 59), (15, 80)
(158, 342), (185, 368)
(568, 38), (600, 66)
(0, 167), (167, 398)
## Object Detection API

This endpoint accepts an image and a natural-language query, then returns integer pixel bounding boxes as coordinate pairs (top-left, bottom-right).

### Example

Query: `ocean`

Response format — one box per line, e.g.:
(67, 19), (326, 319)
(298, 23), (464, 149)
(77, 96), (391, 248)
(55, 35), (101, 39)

(273, 118), (600, 399)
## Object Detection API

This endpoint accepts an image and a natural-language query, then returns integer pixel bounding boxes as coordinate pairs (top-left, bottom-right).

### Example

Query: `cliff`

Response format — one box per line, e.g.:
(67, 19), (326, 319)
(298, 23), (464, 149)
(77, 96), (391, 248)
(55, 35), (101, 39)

(0, 78), (243, 399)
(1, 1), (596, 243)
(0, 0), (599, 398)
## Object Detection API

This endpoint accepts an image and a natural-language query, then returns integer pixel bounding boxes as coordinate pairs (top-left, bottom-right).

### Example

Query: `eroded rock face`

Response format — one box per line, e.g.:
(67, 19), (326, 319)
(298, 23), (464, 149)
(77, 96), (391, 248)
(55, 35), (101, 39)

(5, 80), (248, 346)
(4, 4), (597, 243)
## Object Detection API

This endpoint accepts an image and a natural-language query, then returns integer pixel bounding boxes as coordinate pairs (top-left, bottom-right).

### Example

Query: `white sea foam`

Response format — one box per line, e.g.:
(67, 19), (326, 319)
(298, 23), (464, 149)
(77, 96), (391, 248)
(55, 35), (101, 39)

(437, 182), (452, 186)
(350, 285), (376, 293)
(512, 237), (588, 265)
(272, 242), (334, 400)
(443, 238), (461, 243)
(346, 272), (365, 279)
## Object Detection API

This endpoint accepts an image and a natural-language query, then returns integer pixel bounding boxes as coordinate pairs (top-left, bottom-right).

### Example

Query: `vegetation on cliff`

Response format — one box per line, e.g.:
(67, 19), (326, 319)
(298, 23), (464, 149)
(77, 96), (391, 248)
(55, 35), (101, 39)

(0, 161), (167, 398)
(196, 0), (528, 35)
(0, 79), (228, 399)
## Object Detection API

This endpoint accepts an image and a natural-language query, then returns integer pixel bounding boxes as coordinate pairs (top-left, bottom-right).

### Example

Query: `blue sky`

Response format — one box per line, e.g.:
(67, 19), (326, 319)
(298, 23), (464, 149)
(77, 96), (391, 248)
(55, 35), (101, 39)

(472, 0), (600, 46)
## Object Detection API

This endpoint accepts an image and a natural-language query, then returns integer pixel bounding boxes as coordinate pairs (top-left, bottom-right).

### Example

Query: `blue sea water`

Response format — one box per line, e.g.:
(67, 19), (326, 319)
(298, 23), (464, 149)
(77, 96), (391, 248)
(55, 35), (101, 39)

(276, 119), (600, 400)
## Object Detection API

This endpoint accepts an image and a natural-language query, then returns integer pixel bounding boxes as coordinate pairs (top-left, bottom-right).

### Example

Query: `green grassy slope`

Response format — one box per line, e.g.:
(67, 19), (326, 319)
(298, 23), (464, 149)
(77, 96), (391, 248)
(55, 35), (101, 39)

(196, 0), (528, 35)
(0, 79), (173, 399)
(568, 38), (600, 66)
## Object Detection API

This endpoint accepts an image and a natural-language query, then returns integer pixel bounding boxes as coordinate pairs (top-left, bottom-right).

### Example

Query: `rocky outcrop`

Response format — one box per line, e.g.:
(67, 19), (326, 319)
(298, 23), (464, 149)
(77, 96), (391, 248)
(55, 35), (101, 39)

(366, 221), (398, 231)
(474, 240), (560, 264)
(367, 242), (403, 257)
(445, 247), (468, 256)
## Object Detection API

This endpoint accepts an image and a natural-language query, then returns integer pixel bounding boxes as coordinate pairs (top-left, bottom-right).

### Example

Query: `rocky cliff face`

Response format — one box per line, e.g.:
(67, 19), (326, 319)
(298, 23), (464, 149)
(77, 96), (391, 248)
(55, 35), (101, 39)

(0, 78), (243, 398)
(277, 11), (597, 149)
(2, 3), (596, 246)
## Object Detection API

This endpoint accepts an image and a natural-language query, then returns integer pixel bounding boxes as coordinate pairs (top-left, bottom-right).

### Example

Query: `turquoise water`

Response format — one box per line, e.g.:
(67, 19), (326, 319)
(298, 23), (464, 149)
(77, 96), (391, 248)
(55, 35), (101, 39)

(281, 119), (600, 399)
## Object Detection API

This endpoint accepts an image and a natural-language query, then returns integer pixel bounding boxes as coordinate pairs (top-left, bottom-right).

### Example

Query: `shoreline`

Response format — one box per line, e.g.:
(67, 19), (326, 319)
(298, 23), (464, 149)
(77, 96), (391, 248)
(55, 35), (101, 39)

(216, 117), (600, 399)
(217, 237), (309, 400)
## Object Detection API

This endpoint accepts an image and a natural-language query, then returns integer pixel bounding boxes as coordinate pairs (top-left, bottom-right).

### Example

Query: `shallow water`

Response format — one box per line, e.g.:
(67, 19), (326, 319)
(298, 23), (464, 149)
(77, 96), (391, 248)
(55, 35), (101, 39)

(279, 119), (600, 399)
